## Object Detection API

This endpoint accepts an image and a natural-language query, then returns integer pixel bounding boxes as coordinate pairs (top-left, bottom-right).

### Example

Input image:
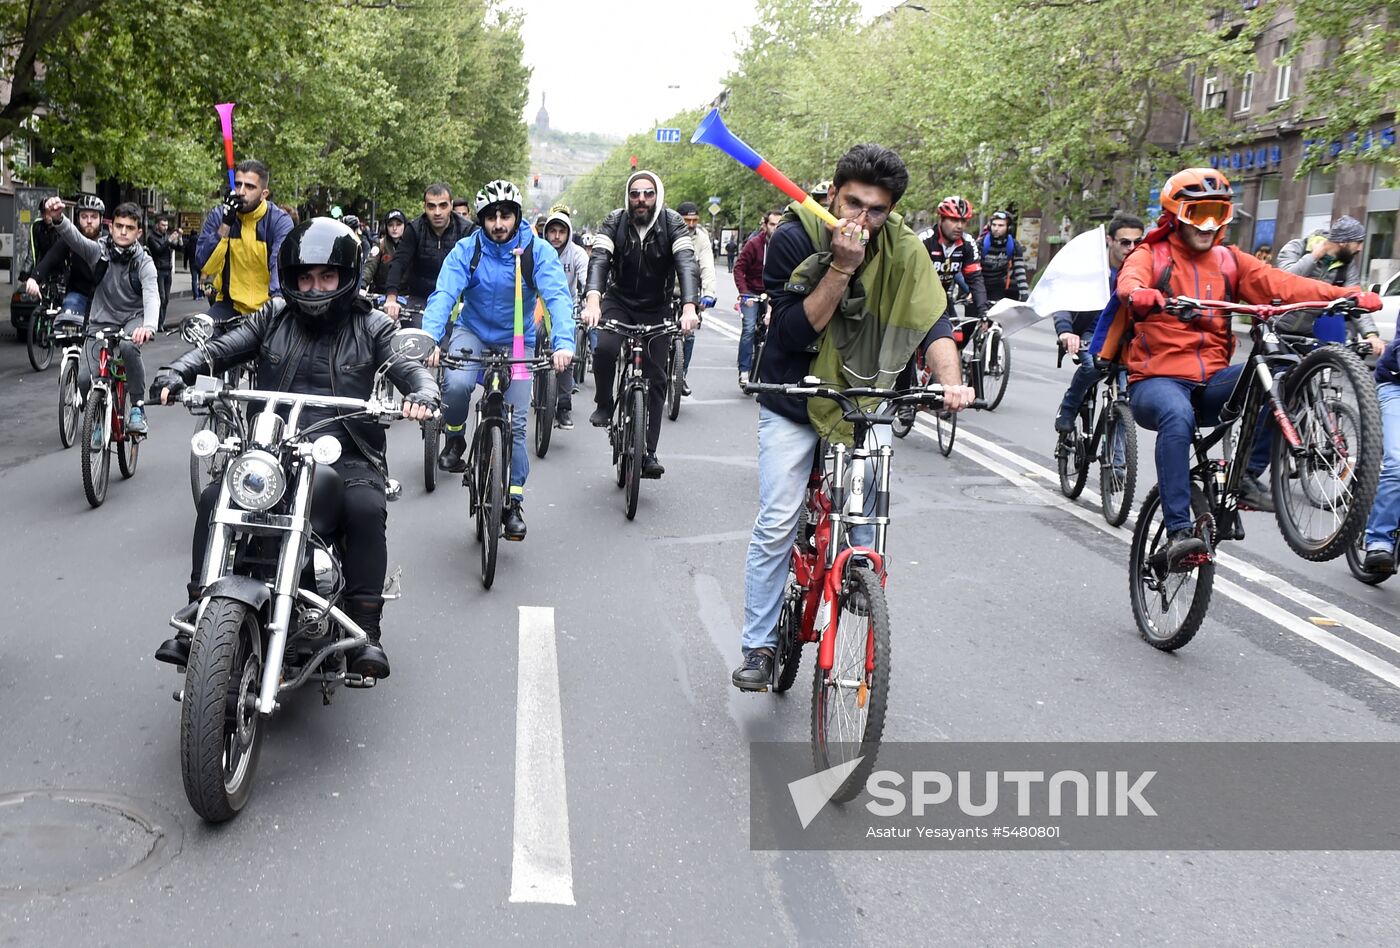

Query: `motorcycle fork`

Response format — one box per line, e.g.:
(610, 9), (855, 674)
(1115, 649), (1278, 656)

(258, 461), (314, 715)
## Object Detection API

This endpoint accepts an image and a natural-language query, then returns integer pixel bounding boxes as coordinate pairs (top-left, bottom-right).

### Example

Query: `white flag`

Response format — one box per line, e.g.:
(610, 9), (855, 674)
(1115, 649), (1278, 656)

(987, 226), (1111, 335)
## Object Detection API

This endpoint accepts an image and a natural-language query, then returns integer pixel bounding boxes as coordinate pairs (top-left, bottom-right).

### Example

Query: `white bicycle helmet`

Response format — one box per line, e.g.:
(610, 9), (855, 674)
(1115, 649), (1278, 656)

(473, 179), (523, 225)
(75, 193), (105, 214)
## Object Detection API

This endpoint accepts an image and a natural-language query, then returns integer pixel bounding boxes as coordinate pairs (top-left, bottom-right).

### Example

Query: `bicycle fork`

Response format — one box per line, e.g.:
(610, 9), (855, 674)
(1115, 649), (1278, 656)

(1254, 358), (1303, 453)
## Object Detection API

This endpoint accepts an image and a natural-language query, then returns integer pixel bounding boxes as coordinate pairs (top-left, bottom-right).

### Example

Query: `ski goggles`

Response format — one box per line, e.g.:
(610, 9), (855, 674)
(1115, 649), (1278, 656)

(1176, 199), (1234, 232)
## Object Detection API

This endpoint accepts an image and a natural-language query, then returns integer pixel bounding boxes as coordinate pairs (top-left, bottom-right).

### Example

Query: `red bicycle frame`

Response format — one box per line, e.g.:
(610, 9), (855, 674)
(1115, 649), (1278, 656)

(96, 341), (129, 443)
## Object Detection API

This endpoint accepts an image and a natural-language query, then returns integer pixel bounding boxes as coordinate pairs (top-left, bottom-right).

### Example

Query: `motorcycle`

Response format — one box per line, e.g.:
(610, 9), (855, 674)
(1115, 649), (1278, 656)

(164, 326), (437, 823)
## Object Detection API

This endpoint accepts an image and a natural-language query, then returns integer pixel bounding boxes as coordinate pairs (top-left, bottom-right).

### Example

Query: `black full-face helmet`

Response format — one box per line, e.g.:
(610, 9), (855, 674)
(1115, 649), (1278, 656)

(279, 217), (363, 323)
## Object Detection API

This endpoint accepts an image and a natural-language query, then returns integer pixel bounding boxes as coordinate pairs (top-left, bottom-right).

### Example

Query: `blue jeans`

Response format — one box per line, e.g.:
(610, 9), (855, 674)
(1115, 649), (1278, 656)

(741, 408), (886, 653)
(738, 299), (759, 373)
(1055, 333), (1103, 427)
(1364, 382), (1400, 550)
(1130, 366), (1272, 533)
(442, 324), (531, 498)
(59, 291), (91, 320)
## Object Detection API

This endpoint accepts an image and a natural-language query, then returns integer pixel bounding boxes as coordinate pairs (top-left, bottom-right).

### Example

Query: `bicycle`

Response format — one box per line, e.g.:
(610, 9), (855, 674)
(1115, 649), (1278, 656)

(532, 334), (558, 457)
(439, 347), (550, 589)
(571, 301), (592, 389)
(421, 358), (446, 493)
(890, 345), (975, 456)
(744, 378), (968, 803)
(952, 314), (1011, 411)
(79, 327), (145, 508)
(55, 320), (86, 449)
(664, 297), (688, 422)
(741, 294), (770, 395)
(599, 319), (681, 520)
(26, 279), (64, 372)
(1054, 344), (1138, 526)
(1128, 296), (1381, 651)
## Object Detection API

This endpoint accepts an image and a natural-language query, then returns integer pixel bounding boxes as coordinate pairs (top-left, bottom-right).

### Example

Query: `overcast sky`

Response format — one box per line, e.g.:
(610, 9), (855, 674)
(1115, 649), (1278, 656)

(519, 0), (895, 138)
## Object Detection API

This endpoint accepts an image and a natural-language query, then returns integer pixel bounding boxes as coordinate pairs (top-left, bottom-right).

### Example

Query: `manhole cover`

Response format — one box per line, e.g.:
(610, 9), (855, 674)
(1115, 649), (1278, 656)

(0, 790), (181, 899)
(962, 483), (1063, 507)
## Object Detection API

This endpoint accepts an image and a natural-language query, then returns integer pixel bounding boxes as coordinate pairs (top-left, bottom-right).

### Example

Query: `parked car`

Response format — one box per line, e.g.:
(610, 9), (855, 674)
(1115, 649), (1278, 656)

(9, 288), (40, 338)
(1376, 269), (1400, 339)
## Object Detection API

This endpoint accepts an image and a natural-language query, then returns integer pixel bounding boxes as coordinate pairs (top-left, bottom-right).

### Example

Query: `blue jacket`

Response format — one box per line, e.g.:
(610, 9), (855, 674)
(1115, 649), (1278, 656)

(1087, 268), (1121, 356)
(422, 226), (576, 353)
(1376, 312), (1400, 386)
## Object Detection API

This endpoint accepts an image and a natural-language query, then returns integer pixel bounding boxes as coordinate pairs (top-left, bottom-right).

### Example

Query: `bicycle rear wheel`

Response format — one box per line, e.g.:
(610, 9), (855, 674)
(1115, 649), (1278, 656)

(772, 567), (805, 694)
(58, 359), (80, 448)
(115, 387), (138, 479)
(27, 311), (53, 371)
(982, 328), (1011, 411)
(81, 388), (111, 508)
(1099, 402), (1137, 527)
(479, 426), (504, 589)
(1057, 424), (1089, 499)
(573, 325), (590, 386)
(811, 566), (889, 804)
(533, 369), (556, 458)
(1128, 484), (1214, 651)
(936, 410), (956, 456)
(666, 336), (684, 421)
(623, 388), (645, 520)
(1272, 346), (1381, 562)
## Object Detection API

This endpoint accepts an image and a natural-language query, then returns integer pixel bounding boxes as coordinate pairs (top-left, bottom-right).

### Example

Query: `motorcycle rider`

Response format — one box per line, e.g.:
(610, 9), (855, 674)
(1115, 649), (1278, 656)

(150, 218), (439, 680)
(543, 204), (589, 429)
(423, 180), (575, 540)
(384, 183), (476, 327)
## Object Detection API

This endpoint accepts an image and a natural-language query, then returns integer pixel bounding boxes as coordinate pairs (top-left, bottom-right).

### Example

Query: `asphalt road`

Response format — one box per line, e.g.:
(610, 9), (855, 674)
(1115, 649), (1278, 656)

(3, 278), (1400, 946)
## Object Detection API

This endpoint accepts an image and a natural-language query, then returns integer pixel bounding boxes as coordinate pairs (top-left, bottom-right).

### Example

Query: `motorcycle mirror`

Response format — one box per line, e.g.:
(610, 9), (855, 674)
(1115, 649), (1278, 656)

(181, 313), (215, 345)
(389, 328), (436, 363)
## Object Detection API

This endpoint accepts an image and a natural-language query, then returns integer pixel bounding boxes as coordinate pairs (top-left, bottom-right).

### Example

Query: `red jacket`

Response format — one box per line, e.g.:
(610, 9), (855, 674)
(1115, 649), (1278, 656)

(734, 229), (769, 296)
(1111, 233), (1359, 383)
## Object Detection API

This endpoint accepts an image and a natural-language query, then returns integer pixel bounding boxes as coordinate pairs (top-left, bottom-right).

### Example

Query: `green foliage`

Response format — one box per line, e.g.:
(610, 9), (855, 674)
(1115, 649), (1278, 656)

(5, 0), (531, 213)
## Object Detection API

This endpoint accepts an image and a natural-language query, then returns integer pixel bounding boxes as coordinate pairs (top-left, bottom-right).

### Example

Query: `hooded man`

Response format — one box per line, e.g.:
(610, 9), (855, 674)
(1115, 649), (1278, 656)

(581, 170), (701, 478)
(544, 204), (590, 427)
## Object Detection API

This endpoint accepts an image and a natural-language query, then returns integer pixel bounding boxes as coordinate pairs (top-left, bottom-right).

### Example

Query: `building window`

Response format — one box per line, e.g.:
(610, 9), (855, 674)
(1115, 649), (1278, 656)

(1237, 71), (1254, 113)
(1365, 211), (1395, 281)
(1274, 39), (1292, 102)
(1259, 176), (1282, 201)
(1307, 167), (1336, 196)
(1201, 75), (1224, 110)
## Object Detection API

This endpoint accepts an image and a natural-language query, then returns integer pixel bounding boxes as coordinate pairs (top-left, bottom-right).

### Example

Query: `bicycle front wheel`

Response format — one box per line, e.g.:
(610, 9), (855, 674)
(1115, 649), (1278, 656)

(982, 329), (1011, 411)
(27, 311), (53, 371)
(1128, 485), (1214, 651)
(1272, 346), (1381, 562)
(58, 359), (80, 448)
(1099, 402), (1137, 526)
(115, 387), (138, 479)
(1057, 425), (1089, 499)
(936, 409), (957, 456)
(533, 369), (557, 458)
(479, 426), (504, 589)
(623, 388), (645, 520)
(811, 566), (889, 804)
(81, 387), (111, 508)
(666, 336), (684, 421)
(422, 415), (440, 493)
(572, 325), (589, 386)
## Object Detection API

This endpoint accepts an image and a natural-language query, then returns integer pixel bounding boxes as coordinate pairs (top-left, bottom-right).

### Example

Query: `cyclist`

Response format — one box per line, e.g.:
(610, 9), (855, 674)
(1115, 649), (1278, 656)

(26, 193), (107, 325)
(675, 201), (718, 395)
(384, 183), (476, 328)
(423, 180), (575, 540)
(731, 144), (975, 690)
(919, 195), (987, 321)
(543, 205), (589, 429)
(342, 214), (372, 271)
(151, 218), (439, 679)
(581, 169), (701, 478)
(361, 208), (406, 297)
(194, 159), (295, 325)
(1053, 213), (1144, 432)
(1274, 216), (1383, 354)
(1102, 167), (1382, 568)
(980, 210), (1030, 305)
(19, 195), (65, 288)
(733, 209), (781, 388)
(1362, 321), (1400, 572)
(44, 196), (159, 435)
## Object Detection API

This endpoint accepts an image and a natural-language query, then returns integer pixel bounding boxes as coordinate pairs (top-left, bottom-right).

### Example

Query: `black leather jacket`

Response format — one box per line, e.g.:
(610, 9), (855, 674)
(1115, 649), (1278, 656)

(585, 208), (700, 311)
(161, 298), (438, 475)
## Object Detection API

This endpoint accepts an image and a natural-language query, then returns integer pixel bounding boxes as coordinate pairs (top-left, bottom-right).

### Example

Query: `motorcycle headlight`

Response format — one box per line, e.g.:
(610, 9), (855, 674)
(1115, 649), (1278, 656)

(225, 449), (285, 511)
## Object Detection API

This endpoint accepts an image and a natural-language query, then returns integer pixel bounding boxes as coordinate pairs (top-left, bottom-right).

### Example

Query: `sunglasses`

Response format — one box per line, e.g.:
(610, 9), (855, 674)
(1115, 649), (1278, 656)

(629, 189), (657, 199)
(1115, 237), (1144, 248)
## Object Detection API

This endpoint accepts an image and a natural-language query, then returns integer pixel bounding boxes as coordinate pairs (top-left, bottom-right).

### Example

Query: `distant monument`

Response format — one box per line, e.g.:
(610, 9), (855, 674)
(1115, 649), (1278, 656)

(535, 93), (550, 132)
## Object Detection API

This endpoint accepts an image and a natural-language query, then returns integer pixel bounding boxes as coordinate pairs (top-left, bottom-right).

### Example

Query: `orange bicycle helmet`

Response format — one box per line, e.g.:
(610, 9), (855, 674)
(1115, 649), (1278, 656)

(937, 195), (974, 220)
(1160, 168), (1234, 231)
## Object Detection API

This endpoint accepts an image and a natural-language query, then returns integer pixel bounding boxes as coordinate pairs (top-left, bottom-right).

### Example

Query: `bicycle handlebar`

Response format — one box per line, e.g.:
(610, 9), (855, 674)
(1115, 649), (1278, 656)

(1166, 295), (1365, 322)
(439, 348), (553, 371)
(597, 320), (679, 337)
(743, 379), (988, 413)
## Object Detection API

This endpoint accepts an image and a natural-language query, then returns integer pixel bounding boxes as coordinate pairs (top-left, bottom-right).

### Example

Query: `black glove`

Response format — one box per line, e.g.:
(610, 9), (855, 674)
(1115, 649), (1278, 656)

(404, 392), (440, 412)
(221, 193), (242, 226)
(151, 371), (186, 402)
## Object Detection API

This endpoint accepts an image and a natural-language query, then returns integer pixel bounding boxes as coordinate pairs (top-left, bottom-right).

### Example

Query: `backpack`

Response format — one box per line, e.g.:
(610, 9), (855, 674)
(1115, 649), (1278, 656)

(980, 231), (1016, 262)
(1151, 240), (1238, 300)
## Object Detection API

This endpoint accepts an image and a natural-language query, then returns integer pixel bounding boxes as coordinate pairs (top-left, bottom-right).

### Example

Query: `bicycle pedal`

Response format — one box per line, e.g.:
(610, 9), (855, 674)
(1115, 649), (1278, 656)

(1176, 552), (1213, 571)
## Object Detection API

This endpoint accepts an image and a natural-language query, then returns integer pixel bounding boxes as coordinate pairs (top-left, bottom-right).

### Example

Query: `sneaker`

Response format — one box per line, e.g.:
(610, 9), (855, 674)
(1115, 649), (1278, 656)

(127, 405), (148, 435)
(1363, 547), (1396, 574)
(556, 408), (574, 430)
(1239, 473), (1275, 513)
(589, 406), (611, 427)
(1150, 529), (1209, 573)
(502, 500), (527, 541)
(738, 371), (750, 389)
(641, 454), (665, 479)
(438, 434), (467, 473)
(731, 648), (774, 691)
(1053, 411), (1075, 434)
(681, 380), (692, 397)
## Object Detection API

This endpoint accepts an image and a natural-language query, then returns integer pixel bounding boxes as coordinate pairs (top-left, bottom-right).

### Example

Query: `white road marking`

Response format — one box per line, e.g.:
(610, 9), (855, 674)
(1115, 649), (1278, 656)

(923, 419), (1400, 690)
(509, 606), (576, 906)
